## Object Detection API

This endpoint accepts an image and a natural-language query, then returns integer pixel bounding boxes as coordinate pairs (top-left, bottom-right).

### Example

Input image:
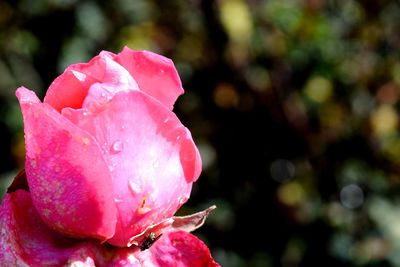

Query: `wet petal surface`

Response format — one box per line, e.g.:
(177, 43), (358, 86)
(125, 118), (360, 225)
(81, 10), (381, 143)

(17, 87), (117, 240)
(63, 90), (201, 246)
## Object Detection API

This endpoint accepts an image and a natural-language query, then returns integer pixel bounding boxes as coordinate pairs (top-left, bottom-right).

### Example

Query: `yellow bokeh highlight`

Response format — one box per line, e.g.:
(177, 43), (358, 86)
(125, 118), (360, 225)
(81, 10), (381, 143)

(304, 76), (333, 103)
(219, 0), (253, 45)
(382, 137), (400, 164)
(277, 181), (305, 206)
(370, 104), (398, 136)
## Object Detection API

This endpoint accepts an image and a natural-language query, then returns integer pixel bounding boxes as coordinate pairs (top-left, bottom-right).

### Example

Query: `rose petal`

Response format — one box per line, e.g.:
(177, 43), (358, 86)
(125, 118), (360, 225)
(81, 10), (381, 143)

(0, 191), (219, 267)
(63, 90), (201, 246)
(16, 87), (117, 240)
(0, 190), (108, 267)
(44, 65), (97, 112)
(172, 205), (217, 233)
(113, 47), (184, 110)
(0, 190), (80, 266)
(44, 51), (139, 112)
(127, 218), (173, 247)
(134, 230), (220, 267)
(128, 206), (216, 248)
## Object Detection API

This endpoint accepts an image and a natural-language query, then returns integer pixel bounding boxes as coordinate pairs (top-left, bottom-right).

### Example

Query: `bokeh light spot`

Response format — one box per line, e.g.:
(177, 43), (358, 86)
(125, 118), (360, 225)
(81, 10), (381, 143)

(213, 83), (240, 109)
(278, 181), (305, 206)
(370, 104), (398, 136)
(304, 76), (333, 103)
(340, 184), (364, 209)
(197, 142), (217, 171)
(270, 159), (295, 183)
(219, 0), (253, 45)
(376, 82), (400, 105)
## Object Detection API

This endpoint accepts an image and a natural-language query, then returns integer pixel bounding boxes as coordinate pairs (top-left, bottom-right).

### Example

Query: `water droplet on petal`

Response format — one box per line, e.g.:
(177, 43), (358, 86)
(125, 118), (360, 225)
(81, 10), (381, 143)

(81, 137), (91, 146)
(82, 111), (88, 116)
(111, 140), (123, 154)
(114, 198), (123, 203)
(129, 181), (141, 194)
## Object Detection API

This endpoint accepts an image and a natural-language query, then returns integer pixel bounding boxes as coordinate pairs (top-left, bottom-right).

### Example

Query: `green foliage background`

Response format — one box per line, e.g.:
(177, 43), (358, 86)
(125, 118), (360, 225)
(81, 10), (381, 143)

(1, 0), (400, 266)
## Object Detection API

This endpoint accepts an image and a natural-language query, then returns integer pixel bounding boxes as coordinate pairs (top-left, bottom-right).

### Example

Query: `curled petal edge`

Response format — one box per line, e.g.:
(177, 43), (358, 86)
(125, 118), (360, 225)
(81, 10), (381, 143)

(128, 205), (217, 248)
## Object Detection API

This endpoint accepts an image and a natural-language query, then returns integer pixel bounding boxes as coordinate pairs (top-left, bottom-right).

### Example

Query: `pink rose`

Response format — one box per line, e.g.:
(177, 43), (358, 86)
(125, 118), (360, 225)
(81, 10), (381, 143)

(0, 47), (219, 266)
(1, 187), (219, 266)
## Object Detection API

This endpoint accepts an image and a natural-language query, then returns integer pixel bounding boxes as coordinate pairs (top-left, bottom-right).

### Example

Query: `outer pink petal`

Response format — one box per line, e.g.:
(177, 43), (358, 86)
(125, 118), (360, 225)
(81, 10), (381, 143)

(16, 87), (117, 240)
(131, 230), (220, 267)
(63, 90), (202, 246)
(0, 190), (81, 266)
(113, 47), (184, 110)
(0, 192), (219, 266)
(44, 51), (138, 112)
(151, 230), (220, 267)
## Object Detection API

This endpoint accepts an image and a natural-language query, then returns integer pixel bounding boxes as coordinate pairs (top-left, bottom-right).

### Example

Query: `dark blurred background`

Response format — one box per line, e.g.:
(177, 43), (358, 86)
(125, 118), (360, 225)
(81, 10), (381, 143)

(1, 0), (400, 266)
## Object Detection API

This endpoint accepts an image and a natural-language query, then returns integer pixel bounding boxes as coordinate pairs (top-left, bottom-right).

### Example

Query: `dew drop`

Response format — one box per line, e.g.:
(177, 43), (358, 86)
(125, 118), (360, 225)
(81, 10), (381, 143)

(111, 140), (123, 154)
(114, 198), (123, 203)
(82, 111), (88, 116)
(129, 181), (141, 194)
(109, 165), (115, 172)
(81, 137), (90, 146)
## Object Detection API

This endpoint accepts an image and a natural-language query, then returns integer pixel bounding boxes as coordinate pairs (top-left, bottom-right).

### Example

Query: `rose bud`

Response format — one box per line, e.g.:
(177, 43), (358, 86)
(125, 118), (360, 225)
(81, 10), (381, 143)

(16, 47), (202, 246)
